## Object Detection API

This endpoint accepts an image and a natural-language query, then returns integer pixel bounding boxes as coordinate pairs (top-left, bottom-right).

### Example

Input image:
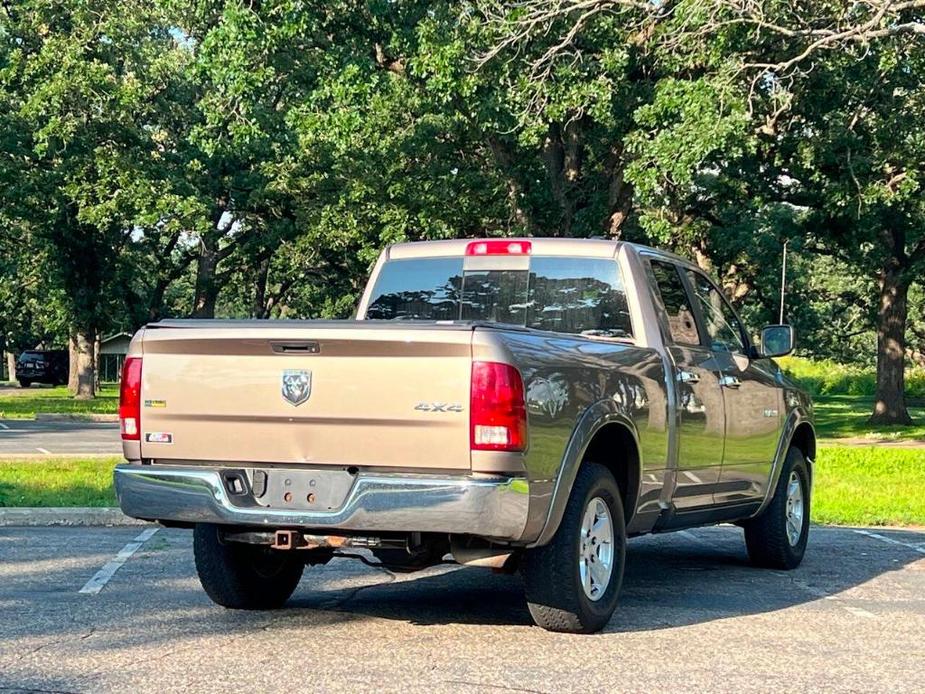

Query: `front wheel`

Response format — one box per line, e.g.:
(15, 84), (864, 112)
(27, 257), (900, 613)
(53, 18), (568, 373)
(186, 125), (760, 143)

(521, 462), (626, 633)
(742, 447), (811, 569)
(17, 379), (30, 388)
(193, 524), (304, 609)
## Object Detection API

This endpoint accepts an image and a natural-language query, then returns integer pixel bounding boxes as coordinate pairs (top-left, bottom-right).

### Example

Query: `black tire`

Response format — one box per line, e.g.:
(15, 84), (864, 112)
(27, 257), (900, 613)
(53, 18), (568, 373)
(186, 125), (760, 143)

(743, 447), (811, 569)
(193, 524), (304, 609)
(521, 462), (626, 633)
(18, 379), (30, 388)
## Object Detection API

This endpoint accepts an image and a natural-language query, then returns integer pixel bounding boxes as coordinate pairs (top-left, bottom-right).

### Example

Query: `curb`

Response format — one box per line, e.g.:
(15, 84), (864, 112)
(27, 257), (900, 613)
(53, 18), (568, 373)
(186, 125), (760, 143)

(35, 413), (119, 423)
(0, 507), (147, 527)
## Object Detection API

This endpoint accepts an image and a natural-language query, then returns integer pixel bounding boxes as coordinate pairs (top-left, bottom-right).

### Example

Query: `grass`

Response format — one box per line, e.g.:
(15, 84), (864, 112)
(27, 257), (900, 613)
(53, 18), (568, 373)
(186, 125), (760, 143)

(0, 457), (119, 507)
(0, 384), (118, 419)
(778, 355), (925, 398)
(0, 448), (922, 527)
(814, 394), (925, 442)
(813, 446), (925, 526)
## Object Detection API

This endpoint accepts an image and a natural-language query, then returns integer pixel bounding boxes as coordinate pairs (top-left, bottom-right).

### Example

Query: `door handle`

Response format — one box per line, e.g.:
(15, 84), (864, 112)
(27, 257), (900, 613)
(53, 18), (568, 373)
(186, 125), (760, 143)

(720, 375), (742, 389)
(677, 370), (701, 385)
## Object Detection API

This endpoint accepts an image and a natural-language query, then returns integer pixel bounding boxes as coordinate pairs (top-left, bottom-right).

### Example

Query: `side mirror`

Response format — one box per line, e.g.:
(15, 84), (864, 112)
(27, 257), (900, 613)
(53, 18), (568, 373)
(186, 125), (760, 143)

(759, 324), (794, 358)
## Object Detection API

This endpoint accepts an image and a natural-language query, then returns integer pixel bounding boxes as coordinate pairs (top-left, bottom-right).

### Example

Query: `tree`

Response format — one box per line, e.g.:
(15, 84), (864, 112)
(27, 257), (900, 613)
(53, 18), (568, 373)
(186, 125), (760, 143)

(0, 0), (194, 396)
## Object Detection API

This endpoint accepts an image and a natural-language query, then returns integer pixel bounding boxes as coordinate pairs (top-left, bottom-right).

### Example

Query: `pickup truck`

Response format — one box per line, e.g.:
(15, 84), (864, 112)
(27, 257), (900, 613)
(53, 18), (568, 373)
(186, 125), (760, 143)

(115, 238), (815, 633)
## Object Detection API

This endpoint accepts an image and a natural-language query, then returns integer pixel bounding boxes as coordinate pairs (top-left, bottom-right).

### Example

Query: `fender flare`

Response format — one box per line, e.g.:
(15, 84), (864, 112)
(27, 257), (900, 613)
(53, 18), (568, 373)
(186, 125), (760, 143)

(529, 399), (642, 547)
(751, 407), (816, 518)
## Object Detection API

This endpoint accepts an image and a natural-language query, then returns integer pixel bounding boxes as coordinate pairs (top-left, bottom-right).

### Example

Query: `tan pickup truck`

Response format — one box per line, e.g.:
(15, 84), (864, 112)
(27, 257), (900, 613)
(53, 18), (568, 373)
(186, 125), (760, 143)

(115, 238), (815, 633)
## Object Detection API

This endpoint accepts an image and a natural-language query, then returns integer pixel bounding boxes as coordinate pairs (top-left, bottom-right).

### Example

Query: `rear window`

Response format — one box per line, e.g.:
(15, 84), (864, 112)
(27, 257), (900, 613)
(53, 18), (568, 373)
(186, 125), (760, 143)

(365, 256), (633, 338)
(18, 352), (44, 364)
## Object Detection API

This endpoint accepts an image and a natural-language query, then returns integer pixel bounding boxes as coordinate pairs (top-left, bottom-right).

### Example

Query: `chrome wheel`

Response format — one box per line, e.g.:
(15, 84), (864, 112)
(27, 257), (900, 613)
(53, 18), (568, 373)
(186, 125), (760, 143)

(785, 471), (805, 546)
(579, 496), (614, 601)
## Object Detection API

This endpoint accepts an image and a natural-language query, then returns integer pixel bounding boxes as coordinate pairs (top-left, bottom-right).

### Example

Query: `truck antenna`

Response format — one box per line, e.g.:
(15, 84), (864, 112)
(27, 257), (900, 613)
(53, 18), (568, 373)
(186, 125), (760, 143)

(779, 239), (789, 325)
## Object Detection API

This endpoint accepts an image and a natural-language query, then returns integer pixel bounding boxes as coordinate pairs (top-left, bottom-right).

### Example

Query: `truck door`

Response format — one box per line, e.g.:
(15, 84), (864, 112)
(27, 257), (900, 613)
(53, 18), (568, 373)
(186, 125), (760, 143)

(682, 269), (782, 504)
(648, 260), (726, 510)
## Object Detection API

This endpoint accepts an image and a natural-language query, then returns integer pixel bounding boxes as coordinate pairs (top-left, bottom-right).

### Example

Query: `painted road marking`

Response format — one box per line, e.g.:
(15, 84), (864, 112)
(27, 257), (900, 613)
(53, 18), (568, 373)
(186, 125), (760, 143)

(790, 577), (877, 619)
(853, 528), (925, 555)
(0, 422), (9, 430)
(35, 447), (51, 454)
(78, 528), (160, 595)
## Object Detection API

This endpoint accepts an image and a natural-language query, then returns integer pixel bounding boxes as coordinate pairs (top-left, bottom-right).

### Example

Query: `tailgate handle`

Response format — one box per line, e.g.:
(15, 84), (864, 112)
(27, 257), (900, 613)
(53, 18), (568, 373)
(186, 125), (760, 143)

(271, 341), (321, 354)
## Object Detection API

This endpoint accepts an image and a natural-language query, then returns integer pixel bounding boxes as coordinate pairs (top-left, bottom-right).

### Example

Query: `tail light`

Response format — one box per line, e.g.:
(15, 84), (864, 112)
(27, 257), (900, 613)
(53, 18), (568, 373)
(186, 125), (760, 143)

(470, 361), (527, 452)
(465, 240), (532, 256)
(119, 357), (142, 441)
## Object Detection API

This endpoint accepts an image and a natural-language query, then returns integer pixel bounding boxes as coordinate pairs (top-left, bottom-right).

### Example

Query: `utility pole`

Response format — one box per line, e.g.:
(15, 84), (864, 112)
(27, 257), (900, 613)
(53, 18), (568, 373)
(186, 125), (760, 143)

(779, 239), (789, 324)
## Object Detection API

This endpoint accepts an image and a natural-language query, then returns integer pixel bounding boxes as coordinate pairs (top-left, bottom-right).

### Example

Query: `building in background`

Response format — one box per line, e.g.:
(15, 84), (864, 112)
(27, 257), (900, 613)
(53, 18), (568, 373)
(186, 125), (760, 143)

(99, 333), (132, 383)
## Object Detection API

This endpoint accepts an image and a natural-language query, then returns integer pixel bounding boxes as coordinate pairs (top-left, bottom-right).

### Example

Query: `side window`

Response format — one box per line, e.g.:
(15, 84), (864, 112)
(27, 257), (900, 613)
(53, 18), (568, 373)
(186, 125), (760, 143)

(649, 261), (701, 345)
(684, 270), (746, 353)
(527, 257), (633, 338)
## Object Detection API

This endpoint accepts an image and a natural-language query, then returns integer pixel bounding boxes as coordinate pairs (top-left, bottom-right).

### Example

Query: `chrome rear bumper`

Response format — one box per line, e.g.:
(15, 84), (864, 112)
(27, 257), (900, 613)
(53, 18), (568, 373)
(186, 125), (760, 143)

(114, 464), (530, 541)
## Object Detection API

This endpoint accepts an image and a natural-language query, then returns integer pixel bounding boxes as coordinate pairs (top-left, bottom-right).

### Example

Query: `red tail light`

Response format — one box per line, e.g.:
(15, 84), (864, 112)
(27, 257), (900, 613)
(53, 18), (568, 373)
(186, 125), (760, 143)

(465, 240), (532, 256)
(470, 361), (527, 452)
(119, 357), (142, 441)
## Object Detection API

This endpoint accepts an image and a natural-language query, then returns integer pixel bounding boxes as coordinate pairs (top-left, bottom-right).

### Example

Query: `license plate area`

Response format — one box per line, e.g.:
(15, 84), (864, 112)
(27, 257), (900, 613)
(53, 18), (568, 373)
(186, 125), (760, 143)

(245, 468), (356, 512)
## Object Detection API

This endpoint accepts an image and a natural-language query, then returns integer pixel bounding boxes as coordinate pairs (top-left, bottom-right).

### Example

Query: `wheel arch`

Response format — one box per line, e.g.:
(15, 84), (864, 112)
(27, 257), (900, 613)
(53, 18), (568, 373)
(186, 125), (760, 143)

(530, 400), (643, 548)
(751, 412), (816, 519)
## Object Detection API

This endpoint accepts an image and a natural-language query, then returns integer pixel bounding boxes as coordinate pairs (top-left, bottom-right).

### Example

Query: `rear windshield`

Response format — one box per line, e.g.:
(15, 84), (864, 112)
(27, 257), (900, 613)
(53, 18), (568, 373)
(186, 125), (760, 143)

(365, 256), (633, 338)
(18, 352), (44, 363)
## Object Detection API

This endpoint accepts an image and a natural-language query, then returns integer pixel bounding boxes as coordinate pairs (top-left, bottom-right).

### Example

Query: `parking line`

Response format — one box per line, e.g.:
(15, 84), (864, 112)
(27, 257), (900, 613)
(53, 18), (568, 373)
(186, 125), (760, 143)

(78, 527), (160, 595)
(852, 529), (925, 555)
(0, 422), (9, 430)
(790, 577), (876, 619)
(35, 447), (52, 454)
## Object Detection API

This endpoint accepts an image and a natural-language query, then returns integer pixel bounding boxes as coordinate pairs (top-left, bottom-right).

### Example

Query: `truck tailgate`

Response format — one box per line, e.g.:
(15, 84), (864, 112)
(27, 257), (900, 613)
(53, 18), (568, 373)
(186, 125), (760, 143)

(137, 323), (474, 470)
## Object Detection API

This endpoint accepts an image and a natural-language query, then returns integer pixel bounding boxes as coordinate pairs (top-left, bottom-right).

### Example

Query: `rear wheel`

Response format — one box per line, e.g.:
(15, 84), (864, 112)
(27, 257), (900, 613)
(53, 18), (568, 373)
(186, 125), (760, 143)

(521, 462), (626, 633)
(18, 379), (30, 388)
(193, 524), (304, 609)
(742, 447), (811, 569)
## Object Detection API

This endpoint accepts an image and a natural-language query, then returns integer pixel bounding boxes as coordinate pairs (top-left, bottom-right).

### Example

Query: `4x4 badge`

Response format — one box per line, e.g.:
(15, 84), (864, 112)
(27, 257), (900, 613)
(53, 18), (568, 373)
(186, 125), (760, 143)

(281, 369), (312, 406)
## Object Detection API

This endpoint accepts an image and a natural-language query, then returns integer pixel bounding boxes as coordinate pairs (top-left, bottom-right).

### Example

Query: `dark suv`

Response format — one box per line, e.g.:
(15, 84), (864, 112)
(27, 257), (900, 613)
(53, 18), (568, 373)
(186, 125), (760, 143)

(15, 350), (68, 387)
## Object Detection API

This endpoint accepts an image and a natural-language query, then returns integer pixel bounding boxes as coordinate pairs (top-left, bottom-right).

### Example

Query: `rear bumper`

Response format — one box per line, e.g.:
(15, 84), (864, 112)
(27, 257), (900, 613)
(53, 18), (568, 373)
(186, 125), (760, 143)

(114, 464), (531, 541)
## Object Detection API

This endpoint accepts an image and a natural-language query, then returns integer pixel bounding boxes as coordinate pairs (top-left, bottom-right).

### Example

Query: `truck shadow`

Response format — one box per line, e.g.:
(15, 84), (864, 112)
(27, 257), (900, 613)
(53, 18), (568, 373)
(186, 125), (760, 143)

(288, 525), (925, 631)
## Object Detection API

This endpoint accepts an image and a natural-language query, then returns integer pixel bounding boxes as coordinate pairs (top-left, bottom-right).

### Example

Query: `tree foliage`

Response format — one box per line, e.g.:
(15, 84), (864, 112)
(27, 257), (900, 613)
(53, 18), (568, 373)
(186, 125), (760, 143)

(0, 0), (922, 422)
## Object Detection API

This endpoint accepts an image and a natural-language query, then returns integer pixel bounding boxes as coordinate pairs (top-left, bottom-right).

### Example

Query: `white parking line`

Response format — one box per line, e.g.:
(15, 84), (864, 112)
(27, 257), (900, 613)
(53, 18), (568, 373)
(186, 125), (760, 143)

(0, 422), (9, 430)
(852, 529), (925, 555)
(35, 447), (51, 454)
(78, 528), (160, 595)
(789, 577), (877, 619)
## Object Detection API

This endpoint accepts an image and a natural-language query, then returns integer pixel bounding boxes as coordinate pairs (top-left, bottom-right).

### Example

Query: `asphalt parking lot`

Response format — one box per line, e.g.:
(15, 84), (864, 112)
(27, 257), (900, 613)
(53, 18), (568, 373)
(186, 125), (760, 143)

(0, 419), (121, 456)
(1, 524), (922, 693)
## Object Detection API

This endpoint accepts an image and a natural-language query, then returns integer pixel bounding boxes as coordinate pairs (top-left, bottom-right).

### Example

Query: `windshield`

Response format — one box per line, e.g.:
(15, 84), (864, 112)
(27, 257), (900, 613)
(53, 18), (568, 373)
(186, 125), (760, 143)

(365, 256), (633, 338)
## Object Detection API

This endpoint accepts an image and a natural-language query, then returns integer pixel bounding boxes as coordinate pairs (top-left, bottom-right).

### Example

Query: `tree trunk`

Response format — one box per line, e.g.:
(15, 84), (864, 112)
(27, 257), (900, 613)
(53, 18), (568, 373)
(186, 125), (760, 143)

(4, 351), (16, 383)
(192, 238), (220, 318)
(543, 124), (570, 236)
(870, 265), (912, 425)
(68, 332), (79, 394)
(93, 333), (101, 390)
(73, 329), (96, 400)
(253, 256), (270, 319)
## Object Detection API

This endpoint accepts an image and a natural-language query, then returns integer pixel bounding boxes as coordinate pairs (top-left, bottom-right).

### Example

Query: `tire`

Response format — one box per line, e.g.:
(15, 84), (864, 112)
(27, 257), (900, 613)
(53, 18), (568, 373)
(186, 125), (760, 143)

(742, 447), (811, 569)
(193, 524), (304, 609)
(18, 379), (30, 388)
(521, 462), (626, 633)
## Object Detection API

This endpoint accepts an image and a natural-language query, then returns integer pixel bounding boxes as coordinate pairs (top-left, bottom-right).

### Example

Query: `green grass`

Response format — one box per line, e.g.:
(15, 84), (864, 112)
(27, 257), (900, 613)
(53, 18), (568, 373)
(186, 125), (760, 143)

(814, 394), (925, 442)
(778, 355), (925, 398)
(1, 449), (922, 528)
(0, 457), (119, 507)
(813, 446), (925, 526)
(0, 384), (118, 419)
